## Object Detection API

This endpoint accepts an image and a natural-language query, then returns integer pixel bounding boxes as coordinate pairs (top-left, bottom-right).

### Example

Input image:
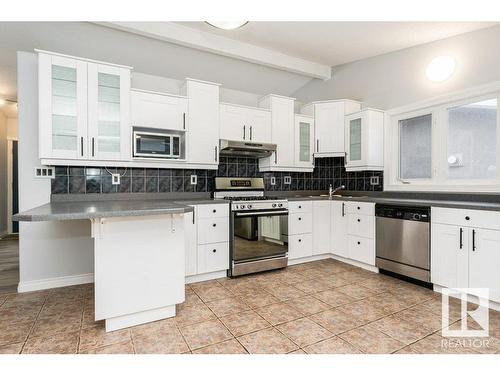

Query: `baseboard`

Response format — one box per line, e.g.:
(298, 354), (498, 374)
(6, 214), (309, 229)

(18, 273), (94, 293)
(288, 254), (332, 266)
(186, 270), (227, 284)
(329, 254), (379, 273)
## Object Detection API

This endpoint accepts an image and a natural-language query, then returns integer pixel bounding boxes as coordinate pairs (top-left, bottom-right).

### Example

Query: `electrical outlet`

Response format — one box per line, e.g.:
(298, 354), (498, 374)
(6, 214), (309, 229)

(370, 176), (380, 186)
(284, 176), (291, 185)
(35, 167), (55, 179)
(190, 175), (197, 185)
(111, 173), (121, 185)
(270, 176), (276, 186)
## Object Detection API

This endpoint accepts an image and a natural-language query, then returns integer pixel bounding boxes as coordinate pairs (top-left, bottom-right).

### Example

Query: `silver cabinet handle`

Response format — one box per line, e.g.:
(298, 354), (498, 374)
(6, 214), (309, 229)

(274, 149), (277, 164)
(250, 126), (253, 140)
(459, 228), (463, 249)
(316, 139), (319, 152)
(80, 137), (84, 157)
(243, 125), (246, 140)
(472, 229), (476, 251)
(91, 137), (95, 157)
(183, 113), (186, 129)
(342, 202), (345, 217)
(214, 146), (218, 162)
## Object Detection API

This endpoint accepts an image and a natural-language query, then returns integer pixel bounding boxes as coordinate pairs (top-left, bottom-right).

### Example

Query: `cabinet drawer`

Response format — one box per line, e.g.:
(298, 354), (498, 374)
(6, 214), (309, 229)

(288, 234), (313, 260)
(288, 212), (313, 235)
(432, 207), (500, 231)
(288, 201), (312, 213)
(345, 201), (375, 216)
(198, 242), (229, 274)
(197, 204), (229, 219)
(347, 214), (374, 238)
(348, 235), (375, 266)
(197, 217), (229, 244)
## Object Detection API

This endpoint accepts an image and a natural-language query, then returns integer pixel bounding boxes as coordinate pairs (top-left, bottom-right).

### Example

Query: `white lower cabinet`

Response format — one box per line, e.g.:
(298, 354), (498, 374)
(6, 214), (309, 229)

(184, 204), (230, 277)
(348, 235), (375, 265)
(331, 201), (348, 258)
(288, 212), (313, 235)
(289, 234), (313, 260)
(198, 242), (230, 274)
(431, 207), (500, 303)
(312, 201), (331, 255)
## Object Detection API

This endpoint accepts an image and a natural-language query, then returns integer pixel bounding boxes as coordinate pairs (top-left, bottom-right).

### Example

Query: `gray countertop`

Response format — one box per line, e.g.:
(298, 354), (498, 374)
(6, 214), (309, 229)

(13, 200), (196, 222)
(286, 194), (500, 211)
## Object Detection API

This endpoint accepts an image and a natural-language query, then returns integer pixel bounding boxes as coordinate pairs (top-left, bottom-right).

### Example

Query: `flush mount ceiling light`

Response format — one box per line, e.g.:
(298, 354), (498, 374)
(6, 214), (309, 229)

(426, 56), (456, 82)
(205, 21), (248, 30)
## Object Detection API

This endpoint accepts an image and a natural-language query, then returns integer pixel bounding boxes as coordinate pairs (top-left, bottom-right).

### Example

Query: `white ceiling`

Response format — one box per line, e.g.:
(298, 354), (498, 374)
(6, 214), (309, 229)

(177, 22), (497, 66)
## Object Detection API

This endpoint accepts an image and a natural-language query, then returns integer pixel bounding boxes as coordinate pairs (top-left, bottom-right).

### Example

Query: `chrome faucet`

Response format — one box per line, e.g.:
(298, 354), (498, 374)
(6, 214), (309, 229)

(329, 184), (346, 198)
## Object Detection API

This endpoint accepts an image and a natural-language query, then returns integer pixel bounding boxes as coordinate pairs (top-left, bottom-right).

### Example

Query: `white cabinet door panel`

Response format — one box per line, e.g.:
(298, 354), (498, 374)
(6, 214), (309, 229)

(131, 90), (187, 131)
(331, 201), (349, 258)
(312, 201), (331, 255)
(469, 228), (500, 303)
(288, 213), (313, 235)
(197, 217), (229, 244)
(247, 108), (271, 143)
(431, 223), (469, 289)
(288, 234), (313, 260)
(198, 242), (229, 274)
(348, 235), (375, 265)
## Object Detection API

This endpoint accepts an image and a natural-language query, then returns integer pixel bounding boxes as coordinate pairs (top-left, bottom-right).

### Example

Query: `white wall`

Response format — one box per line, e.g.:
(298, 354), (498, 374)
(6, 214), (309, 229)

(132, 72), (263, 107)
(7, 117), (17, 139)
(17, 52), (93, 292)
(293, 25), (500, 110)
(0, 111), (7, 235)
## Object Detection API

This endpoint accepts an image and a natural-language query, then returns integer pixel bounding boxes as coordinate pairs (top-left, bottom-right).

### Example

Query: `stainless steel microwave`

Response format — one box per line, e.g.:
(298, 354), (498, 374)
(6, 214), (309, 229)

(133, 130), (181, 159)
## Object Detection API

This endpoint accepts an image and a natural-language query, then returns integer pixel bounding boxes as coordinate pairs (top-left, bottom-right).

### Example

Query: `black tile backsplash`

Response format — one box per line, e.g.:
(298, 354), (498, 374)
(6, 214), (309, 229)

(51, 157), (383, 195)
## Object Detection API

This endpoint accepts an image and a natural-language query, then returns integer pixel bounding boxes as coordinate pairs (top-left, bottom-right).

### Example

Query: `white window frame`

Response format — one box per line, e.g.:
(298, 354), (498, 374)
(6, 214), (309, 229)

(385, 82), (500, 192)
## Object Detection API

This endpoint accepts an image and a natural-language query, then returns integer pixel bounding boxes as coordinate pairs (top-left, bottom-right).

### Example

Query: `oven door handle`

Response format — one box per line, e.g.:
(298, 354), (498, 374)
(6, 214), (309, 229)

(234, 210), (288, 217)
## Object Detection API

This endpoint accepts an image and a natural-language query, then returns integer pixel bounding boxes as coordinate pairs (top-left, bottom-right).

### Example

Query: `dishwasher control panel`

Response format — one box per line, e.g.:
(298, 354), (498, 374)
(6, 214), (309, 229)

(375, 205), (430, 222)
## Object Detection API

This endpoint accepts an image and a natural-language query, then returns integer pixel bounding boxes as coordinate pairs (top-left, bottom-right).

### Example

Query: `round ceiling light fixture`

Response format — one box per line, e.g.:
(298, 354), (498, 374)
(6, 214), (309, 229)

(205, 21), (248, 30)
(426, 56), (456, 82)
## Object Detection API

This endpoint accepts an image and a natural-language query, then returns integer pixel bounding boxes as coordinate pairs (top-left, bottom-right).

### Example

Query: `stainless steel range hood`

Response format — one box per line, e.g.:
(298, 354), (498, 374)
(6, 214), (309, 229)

(219, 139), (277, 158)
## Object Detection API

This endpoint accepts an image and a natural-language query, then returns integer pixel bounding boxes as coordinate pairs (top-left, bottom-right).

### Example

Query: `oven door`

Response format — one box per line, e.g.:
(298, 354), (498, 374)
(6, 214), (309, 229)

(134, 132), (172, 158)
(231, 210), (288, 275)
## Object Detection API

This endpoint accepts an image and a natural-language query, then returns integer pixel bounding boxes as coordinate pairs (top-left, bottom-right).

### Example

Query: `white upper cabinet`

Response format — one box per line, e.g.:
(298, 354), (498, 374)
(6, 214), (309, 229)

(131, 90), (187, 131)
(219, 103), (271, 143)
(294, 115), (314, 168)
(301, 100), (361, 157)
(87, 63), (131, 161)
(181, 79), (220, 165)
(258, 95), (300, 171)
(345, 108), (384, 171)
(38, 51), (132, 162)
(39, 53), (88, 160)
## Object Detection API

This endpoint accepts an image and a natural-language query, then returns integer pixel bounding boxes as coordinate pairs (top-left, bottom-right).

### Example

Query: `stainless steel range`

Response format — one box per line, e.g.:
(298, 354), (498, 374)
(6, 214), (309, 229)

(214, 177), (288, 277)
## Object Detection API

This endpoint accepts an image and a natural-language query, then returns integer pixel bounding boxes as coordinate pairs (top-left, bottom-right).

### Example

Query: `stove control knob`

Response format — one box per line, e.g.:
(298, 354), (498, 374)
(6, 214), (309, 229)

(248, 204), (253, 209)
(240, 205), (246, 209)
(278, 203), (283, 208)
(272, 203), (277, 208)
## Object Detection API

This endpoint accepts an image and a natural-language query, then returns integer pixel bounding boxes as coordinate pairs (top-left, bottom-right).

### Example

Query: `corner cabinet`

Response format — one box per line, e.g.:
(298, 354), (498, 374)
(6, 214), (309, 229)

(344, 108), (384, 172)
(294, 115), (314, 168)
(301, 100), (361, 157)
(38, 51), (131, 162)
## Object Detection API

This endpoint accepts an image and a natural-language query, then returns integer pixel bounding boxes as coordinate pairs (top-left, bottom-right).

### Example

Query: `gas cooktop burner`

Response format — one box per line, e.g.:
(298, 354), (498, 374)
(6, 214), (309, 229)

(223, 196), (281, 201)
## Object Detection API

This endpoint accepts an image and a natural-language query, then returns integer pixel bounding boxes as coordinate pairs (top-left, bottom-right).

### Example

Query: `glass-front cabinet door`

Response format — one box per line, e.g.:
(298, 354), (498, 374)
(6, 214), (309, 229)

(345, 112), (364, 168)
(294, 115), (314, 167)
(38, 53), (88, 159)
(87, 63), (130, 161)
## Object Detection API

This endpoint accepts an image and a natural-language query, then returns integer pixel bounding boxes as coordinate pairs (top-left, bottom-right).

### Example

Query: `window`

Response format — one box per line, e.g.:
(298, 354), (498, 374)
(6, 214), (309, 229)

(447, 99), (497, 180)
(387, 90), (500, 192)
(399, 114), (432, 179)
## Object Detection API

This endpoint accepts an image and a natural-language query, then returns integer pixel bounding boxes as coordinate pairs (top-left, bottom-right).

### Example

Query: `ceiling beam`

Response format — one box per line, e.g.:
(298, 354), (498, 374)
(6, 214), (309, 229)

(96, 22), (331, 80)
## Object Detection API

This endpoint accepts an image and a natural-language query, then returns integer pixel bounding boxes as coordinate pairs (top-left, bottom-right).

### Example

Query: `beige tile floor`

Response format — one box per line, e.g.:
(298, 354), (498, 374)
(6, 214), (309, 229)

(0, 258), (499, 354)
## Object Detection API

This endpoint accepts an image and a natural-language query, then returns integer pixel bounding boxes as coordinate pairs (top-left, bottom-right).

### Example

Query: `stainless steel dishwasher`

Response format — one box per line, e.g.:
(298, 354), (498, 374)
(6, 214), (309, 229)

(375, 204), (431, 282)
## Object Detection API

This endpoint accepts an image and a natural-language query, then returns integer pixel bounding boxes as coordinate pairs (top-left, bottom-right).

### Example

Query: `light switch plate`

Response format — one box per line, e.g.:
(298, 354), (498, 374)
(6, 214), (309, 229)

(284, 176), (291, 185)
(190, 175), (197, 185)
(370, 176), (380, 185)
(270, 176), (276, 186)
(111, 174), (121, 185)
